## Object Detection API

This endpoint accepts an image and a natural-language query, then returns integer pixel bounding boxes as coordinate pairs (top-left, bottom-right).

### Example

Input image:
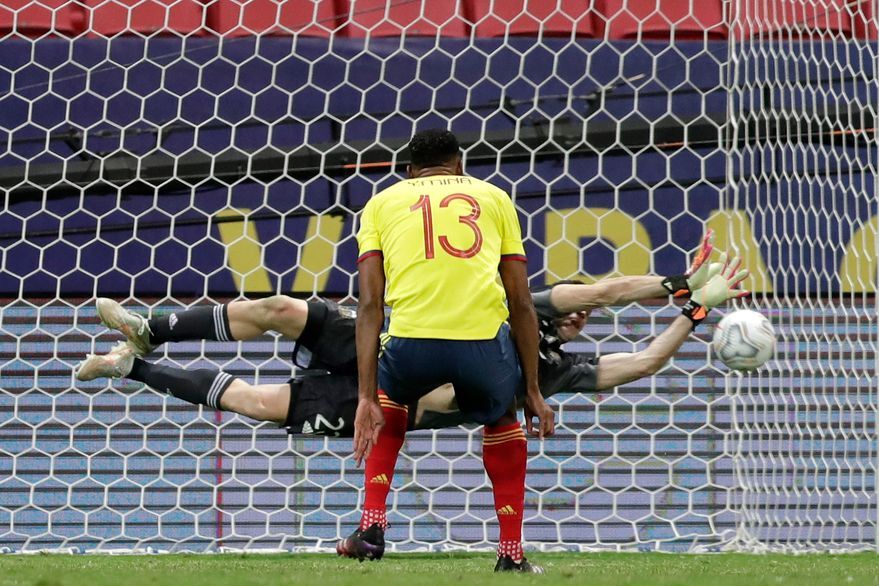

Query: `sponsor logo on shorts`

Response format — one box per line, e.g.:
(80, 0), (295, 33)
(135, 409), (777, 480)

(369, 474), (390, 485)
(496, 505), (517, 516)
(169, 314), (178, 330)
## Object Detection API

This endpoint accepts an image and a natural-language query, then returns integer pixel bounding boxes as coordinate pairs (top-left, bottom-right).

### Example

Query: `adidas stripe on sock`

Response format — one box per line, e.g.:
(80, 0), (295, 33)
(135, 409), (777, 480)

(128, 358), (234, 410)
(148, 304), (233, 345)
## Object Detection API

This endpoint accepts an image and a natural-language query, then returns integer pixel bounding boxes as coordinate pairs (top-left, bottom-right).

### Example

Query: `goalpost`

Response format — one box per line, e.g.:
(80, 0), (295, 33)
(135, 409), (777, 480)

(0, 0), (876, 553)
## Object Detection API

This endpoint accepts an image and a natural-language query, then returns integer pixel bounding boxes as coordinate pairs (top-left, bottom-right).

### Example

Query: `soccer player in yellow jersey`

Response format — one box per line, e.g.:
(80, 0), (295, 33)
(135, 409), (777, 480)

(346, 129), (553, 573)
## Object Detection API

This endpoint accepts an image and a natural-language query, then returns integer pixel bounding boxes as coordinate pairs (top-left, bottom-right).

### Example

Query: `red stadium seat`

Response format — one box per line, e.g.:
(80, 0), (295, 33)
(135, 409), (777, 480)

(207, 0), (343, 37)
(596, 0), (727, 40)
(468, 0), (596, 38)
(340, 0), (469, 37)
(853, 0), (877, 39)
(732, 0), (854, 39)
(85, 0), (203, 37)
(0, 0), (84, 37)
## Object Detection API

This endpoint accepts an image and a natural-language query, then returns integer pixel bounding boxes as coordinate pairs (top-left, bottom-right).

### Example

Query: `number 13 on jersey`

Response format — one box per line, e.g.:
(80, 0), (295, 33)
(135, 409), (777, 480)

(410, 193), (483, 259)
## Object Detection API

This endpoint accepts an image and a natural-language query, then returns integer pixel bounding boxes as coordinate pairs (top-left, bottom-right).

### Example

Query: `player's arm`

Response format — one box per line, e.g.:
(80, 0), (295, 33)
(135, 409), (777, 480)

(353, 200), (386, 464)
(595, 252), (750, 389)
(549, 276), (669, 313)
(355, 255), (384, 399)
(500, 257), (554, 438)
(594, 315), (691, 389)
(547, 230), (717, 314)
(353, 254), (386, 463)
(496, 191), (554, 438)
(500, 259), (540, 394)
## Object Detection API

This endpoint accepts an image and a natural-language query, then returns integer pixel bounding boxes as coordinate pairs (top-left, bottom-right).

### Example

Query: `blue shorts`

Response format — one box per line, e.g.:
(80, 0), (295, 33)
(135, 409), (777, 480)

(378, 324), (522, 425)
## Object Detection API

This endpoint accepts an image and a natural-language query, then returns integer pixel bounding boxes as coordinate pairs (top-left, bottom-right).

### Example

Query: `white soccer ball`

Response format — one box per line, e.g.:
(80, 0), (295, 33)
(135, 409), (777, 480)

(712, 309), (776, 371)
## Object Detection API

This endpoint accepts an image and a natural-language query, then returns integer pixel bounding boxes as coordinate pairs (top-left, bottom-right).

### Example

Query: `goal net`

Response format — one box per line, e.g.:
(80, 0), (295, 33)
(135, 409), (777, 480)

(0, 0), (876, 554)
(725, 0), (878, 552)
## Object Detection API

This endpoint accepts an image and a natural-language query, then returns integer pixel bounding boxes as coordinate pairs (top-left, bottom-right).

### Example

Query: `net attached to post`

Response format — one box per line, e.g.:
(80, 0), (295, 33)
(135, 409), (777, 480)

(723, 0), (879, 553)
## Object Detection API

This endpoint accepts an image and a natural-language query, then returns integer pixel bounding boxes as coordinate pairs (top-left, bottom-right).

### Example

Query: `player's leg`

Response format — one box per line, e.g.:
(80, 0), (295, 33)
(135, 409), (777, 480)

(338, 337), (439, 561)
(95, 295), (309, 354)
(358, 390), (408, 527)
(75, 343), (289, 423)
(482, 405), (536, 573)
(452, 325), (543, 574)
(594, 315), (692, 390)
(148, 295), (309, 344)
(225, 296), (308, 340)
(215, 380), (290, 424)
(336, 389), (407, 561)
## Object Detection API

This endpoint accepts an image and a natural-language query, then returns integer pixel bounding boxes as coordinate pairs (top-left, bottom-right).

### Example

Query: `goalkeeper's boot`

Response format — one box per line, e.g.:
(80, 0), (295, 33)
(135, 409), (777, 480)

(336, 523), (385, 561)
(75, 342), (136, 382)
(96, 298), (156, 356)
(494, 556), (545, 574)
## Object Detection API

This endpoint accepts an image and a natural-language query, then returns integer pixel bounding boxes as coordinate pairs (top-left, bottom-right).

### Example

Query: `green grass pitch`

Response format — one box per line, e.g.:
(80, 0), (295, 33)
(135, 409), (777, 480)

(1, 553), (878, 586)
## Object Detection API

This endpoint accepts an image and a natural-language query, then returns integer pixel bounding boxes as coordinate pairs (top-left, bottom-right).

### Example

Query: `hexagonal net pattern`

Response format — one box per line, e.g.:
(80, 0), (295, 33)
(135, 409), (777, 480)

(0, 0), (876, 554)
(724, 1), (879, 552)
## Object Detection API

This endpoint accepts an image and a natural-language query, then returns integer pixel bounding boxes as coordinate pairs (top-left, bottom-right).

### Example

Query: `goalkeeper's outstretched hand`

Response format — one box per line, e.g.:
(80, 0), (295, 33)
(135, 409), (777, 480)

(684, 229), (715, 292)
(691, 252), (750, 309)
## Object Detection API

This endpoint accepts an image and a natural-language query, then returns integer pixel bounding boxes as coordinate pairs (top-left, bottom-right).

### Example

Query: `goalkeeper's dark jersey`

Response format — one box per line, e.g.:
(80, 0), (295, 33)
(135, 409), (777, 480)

(283, 287), (598, 437)
(530, 286), (599, 399)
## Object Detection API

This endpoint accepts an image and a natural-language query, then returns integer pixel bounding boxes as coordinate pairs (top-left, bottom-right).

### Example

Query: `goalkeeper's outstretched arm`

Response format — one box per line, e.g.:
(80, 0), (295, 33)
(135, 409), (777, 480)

(549, 276), (670, 313)
(594, 315), (692, 389)
(548, 230), (717, 314)
(593, 251), (750, 390)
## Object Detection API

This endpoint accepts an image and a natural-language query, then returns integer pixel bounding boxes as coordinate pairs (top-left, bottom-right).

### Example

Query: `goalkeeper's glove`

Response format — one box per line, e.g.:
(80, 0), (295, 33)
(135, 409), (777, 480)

(682, 253), (750, 329)
(662, 229), (714, 298)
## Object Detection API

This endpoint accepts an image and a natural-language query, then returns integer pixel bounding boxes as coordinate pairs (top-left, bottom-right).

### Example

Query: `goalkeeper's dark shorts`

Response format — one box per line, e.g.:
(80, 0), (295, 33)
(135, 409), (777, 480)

(283, 371), (358, 437)
(283, 371), (437, 437)
(292, 299), (357, 375)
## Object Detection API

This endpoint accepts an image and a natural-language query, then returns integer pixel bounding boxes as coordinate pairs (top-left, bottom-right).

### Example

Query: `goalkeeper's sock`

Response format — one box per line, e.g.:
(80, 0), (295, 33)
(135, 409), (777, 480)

(483, 422), (527, 562)
(148, 305), (233, 345)
(359, 391), (408, 531)
(128, 358), (234, 409)
(661, 274), (690, 297)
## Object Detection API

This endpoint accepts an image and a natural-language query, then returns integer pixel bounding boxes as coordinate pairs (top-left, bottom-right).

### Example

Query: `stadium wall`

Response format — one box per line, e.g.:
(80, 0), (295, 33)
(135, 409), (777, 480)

(2, 38), (874, 298)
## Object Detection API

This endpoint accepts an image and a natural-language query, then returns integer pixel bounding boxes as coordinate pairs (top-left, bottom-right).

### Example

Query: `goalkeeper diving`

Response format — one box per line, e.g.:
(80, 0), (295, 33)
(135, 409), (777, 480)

(76, 230), (749, 435)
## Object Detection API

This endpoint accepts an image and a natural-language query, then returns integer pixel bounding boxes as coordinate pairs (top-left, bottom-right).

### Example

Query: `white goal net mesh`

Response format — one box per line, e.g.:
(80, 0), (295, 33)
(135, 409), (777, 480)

(725, 0), (878, 552)
(0, 0), (876, 554)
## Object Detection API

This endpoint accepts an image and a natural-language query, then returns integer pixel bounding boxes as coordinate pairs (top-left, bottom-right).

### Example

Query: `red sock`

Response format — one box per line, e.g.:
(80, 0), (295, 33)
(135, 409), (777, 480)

(359, 391), (408, 531)
(483, 422), (527, 561)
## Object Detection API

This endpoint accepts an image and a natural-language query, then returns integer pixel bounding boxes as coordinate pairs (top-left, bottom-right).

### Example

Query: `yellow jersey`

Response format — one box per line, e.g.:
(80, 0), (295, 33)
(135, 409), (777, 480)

(356, 175), (526, 340)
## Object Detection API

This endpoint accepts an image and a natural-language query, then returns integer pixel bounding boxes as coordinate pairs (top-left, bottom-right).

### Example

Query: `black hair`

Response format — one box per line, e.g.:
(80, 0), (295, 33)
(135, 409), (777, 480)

(407, 129), (461, 168)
